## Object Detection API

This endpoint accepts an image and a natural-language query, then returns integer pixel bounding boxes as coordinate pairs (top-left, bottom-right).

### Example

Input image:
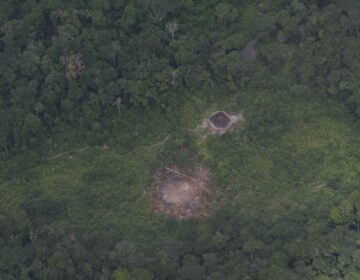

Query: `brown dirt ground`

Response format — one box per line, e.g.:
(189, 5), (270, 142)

(151, 166), (211, 220)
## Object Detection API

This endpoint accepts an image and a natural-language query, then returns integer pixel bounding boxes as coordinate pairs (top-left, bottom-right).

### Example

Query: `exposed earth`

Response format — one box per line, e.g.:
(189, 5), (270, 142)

(161, 176), (195, 205)
(152, 166), (211, 220)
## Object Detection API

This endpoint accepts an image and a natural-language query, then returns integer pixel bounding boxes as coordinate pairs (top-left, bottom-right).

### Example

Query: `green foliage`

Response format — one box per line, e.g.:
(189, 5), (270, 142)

(132, 268), (154, 280)
(3, 1), (360, 279)
(330, 191), (360, 228)
(330, 201), (354, 225)
(344, 271), (360, 280)
(112, 268), (132, 280)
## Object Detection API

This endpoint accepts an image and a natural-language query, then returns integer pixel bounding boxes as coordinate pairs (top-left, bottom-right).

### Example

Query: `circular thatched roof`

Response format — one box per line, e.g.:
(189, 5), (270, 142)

(208, 111), (232, 131)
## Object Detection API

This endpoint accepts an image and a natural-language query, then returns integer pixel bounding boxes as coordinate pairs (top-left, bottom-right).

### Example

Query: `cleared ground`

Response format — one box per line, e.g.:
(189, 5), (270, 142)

(152, 166), (211, 220)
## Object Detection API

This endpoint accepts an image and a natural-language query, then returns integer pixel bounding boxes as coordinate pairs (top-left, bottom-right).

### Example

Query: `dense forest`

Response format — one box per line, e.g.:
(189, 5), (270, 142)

(2, 0), (360, 279)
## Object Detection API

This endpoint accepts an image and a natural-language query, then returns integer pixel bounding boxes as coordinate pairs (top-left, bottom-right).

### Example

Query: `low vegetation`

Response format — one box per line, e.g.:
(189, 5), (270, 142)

(2, 0), (360, 279)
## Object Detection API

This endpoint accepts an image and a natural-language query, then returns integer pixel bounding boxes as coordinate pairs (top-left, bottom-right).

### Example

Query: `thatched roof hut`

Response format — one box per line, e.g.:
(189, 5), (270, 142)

(208, 111), (233, 132)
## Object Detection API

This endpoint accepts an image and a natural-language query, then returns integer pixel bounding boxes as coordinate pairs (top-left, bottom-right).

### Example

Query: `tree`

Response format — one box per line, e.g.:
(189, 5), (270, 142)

(60, 54), (85, 80)
(330, 200), (354, 225)
(178, 255), (206, 280)
(215, 3), (238, 31)
(330, 192), (360, 230)
(344, 271), (360, 280)
(166, 22), (179, 39)
(121, 3), (137, 30)
(113, 97), (122, 115)
(0, 106), (11, 153)
(132, 268), (154, 280)
(243, 239), (264, 263)
(33, 102), (45, 118)
(111, 268), (131, 280)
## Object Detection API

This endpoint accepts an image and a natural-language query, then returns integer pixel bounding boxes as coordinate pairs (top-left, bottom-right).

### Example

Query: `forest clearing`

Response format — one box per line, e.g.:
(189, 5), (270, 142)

(2, 1), (360, 279)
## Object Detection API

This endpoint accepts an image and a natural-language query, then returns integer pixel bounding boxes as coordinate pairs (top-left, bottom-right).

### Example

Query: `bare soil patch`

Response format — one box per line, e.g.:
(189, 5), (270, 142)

(152, 166), (211, 220)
